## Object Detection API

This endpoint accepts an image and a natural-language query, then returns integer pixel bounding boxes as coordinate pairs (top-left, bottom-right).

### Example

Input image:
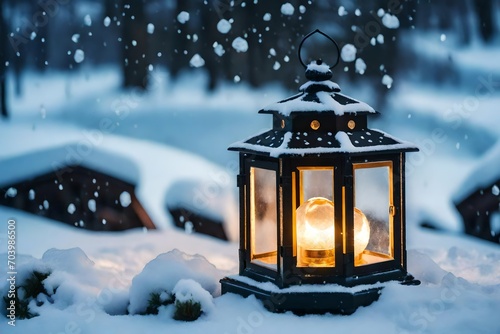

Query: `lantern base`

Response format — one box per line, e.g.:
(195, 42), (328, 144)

(221, 275), (418, 315)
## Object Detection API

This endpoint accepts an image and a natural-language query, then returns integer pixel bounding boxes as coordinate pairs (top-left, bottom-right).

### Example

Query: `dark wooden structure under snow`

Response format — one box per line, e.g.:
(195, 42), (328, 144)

(455, 179), (500, 244)
(454, 144), (500, 244)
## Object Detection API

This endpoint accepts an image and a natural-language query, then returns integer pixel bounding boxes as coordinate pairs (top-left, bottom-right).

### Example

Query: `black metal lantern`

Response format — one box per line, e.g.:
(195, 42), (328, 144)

(220, 30), (419, 314)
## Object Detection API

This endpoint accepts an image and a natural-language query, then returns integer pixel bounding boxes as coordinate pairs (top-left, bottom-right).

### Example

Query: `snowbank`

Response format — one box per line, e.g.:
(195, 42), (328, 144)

(127, 249), (222, 315)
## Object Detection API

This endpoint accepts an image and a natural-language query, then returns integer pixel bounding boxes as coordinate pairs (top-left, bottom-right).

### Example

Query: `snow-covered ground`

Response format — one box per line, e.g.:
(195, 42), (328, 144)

(0, 211), (498, 333)
(1, 48), (500, 333)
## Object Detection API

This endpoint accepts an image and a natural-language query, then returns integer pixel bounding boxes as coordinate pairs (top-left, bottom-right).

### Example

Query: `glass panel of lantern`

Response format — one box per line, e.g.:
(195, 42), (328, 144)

(296, 168), (335, 268)
(353, 162), (394, 267)
(250, 167), (278, 270)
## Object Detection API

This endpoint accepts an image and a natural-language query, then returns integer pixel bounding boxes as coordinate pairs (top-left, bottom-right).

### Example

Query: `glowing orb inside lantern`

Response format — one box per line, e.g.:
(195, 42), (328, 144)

(296, 197), (370, 266)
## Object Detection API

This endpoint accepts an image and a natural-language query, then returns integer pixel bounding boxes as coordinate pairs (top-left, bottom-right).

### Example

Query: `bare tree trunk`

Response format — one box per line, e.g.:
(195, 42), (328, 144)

(170, 0), (189, 80)
(121, 0), (148, 90)
(457, 0), (472, 45)
(200, 3), (219, 91)
(30, 0), (49, 72)
(104, 0), (115, 19)
(0, 0), (8, 118)
(244, 3), (261, 88)
(473, 0), (496, 43)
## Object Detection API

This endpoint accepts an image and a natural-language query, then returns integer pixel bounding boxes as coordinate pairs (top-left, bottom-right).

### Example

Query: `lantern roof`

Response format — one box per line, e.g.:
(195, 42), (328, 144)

(260, 62), (376, 117)
(229, 29), (418, 158)
(229, 128), (417, 157)
(229, 61), (418, 157)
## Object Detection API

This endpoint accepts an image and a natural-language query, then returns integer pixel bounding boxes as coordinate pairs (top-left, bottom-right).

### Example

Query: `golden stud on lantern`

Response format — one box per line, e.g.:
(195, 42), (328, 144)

(310, 120), (321, 130)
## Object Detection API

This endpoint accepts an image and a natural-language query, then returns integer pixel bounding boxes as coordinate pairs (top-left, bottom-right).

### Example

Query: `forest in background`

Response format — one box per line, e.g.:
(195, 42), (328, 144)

(0, 0), (498, 118)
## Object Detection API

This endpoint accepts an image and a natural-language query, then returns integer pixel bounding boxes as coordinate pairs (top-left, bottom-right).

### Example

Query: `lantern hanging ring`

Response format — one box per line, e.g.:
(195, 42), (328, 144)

(298, 29), (340, 70)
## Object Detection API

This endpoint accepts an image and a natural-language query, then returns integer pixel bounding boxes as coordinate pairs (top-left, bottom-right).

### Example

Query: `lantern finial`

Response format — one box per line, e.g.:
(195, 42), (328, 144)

(304, 60), (333, 81)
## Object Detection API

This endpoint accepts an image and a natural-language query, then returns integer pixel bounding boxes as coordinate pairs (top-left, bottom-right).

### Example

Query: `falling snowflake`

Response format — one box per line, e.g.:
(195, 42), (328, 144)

(281, 3), (294, 16)
(217, 19), (231, 34)
(120, 191), (132, 207)
(177, 11), (190, 24)
(74, 49), (85, 63)
(88, 199), (96, 213)
(492, 185), (500, 196)
(355, 58), (366, 75)
(213, 42), (225, 56)
(338, 6), (347, 16)
(84, 14), (92, 26)
(67, 203), (76, 214)
(189, 54), (205, 68)
(232, 37), (248, 53)
(6, 187), (17, 197)
(341, 44), (357, 62)
(382, 13), (400, 29)
(147, 23), (155, 34)
(382, 74), (393, 88)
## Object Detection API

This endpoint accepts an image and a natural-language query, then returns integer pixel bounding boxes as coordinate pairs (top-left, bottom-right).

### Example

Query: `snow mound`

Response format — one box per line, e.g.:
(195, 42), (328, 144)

(40, 248), (100, 308)
(0, 255), (50, 296)
(173, 279), (214, 314)
(127, 249), (222, 315)
(0, 248), (126, 315)
(407, 250), (448, 284)
(41, 248), (94, 277)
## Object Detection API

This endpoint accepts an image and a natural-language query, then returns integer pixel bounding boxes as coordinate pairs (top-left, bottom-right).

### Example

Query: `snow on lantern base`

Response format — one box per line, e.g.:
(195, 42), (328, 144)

(221, 273), (418, 315)
(220, 277), (381, 315)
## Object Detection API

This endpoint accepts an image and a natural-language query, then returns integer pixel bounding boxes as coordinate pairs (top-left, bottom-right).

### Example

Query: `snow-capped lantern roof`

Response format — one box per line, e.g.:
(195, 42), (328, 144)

(229, 57), (418, 157)
(260, 60), (376, 117)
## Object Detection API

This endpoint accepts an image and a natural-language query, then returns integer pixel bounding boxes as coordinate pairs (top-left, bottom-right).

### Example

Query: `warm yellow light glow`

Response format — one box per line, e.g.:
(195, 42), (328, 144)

(353, 207), (371, 257)
(296, 197), (371, 267)
(296, 197), (335, 266)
